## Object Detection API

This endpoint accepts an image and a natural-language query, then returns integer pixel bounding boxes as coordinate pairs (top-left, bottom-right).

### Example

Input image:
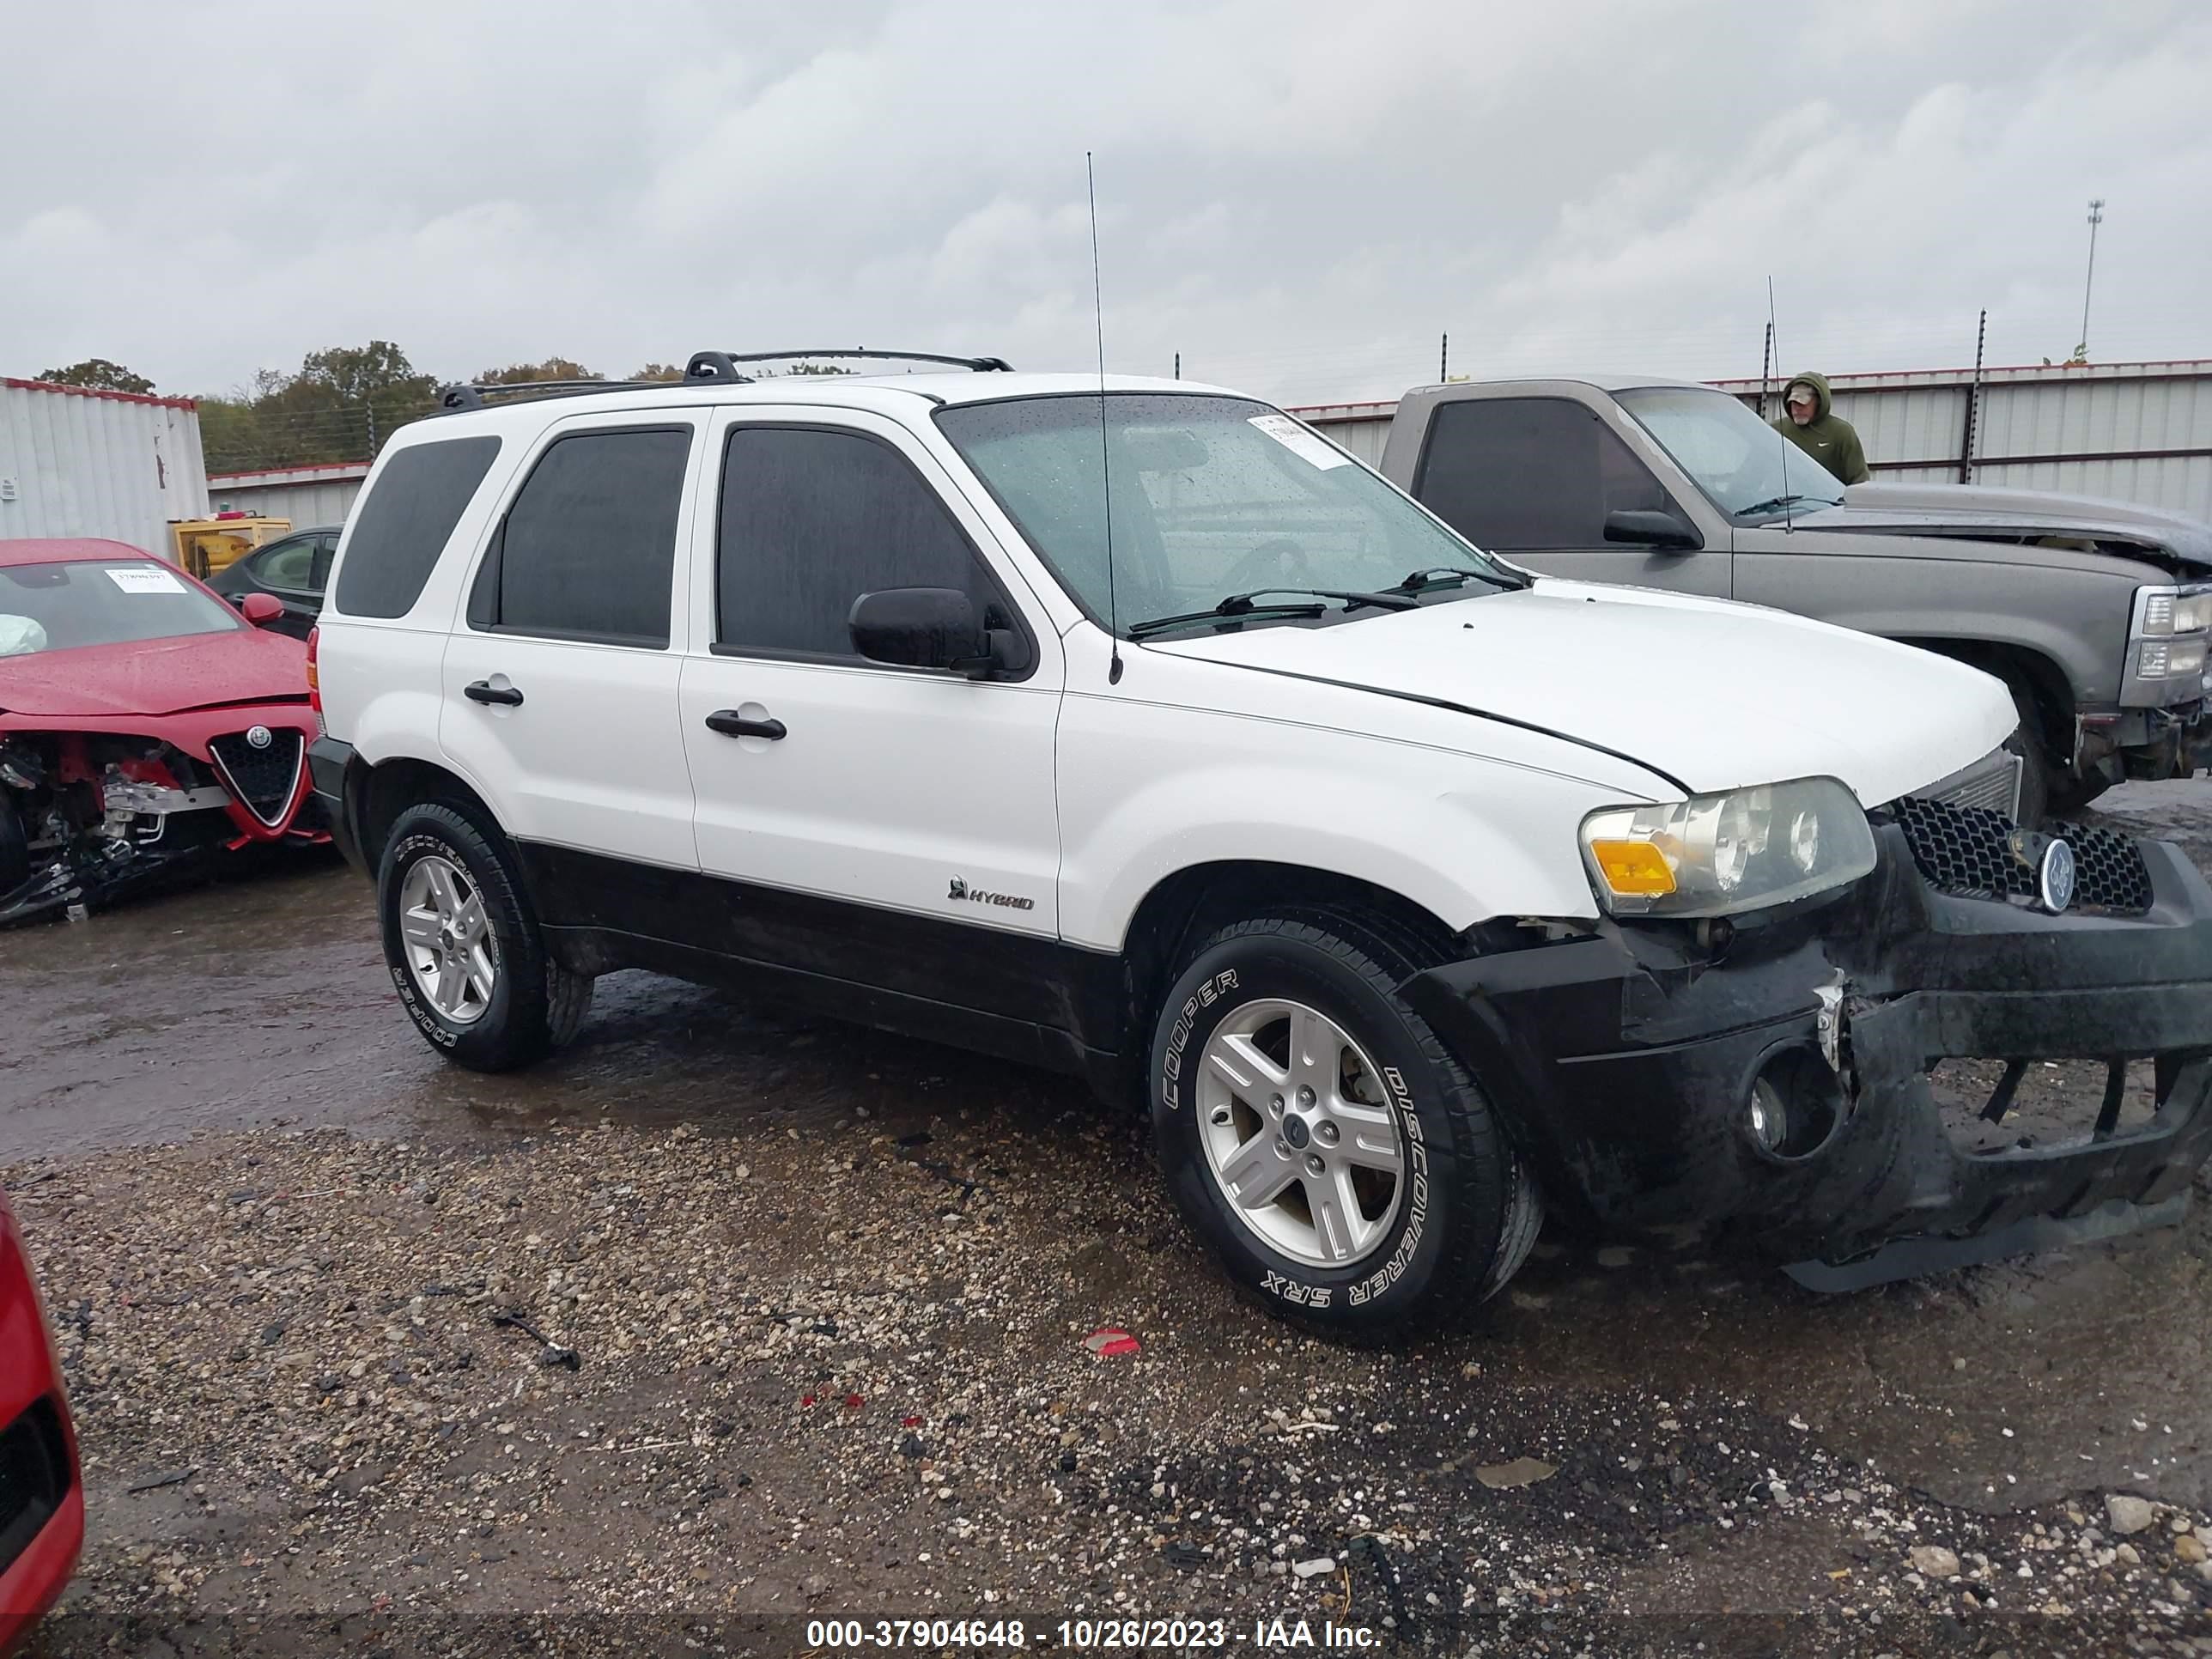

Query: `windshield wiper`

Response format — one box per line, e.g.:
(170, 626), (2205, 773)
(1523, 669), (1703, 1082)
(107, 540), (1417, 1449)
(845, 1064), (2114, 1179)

(1125, 586), (1417, 641)
(1735, 493), (1838, 519)
(1390, 564), (1524, 594)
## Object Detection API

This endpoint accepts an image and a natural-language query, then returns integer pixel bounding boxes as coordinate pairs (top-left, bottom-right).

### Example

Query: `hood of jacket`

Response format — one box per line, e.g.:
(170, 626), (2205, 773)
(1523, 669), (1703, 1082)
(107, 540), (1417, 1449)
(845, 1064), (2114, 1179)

(1784, 370), (1834, 421)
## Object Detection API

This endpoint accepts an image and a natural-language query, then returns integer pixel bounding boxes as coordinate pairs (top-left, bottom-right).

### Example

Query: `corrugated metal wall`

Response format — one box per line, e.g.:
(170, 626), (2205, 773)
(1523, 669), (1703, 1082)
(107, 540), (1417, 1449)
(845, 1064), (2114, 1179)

(1719, 362), (2212, 520)
(0, 380), (210, 558)
(1292, 360), (2212, 523)
(206, 475), (365, 526)
(1290, 402), (1395, 469)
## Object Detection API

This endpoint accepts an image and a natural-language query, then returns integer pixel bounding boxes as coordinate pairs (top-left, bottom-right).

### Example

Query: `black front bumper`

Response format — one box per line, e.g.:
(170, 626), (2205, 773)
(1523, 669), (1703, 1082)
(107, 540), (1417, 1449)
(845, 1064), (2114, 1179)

(1401, 823), (2212, 1287)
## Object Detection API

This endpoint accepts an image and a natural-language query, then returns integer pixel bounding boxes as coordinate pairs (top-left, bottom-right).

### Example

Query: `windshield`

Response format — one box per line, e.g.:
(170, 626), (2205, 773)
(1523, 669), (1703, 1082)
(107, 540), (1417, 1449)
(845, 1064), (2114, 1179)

(1615, 386), (1844, 519)
(0, 560), (240, 658)
(935, 393), (1514, 634)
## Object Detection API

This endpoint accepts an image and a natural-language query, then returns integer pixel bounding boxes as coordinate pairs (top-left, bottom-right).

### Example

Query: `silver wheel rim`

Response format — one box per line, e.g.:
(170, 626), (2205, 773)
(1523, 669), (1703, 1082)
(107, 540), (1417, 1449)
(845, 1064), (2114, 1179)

(397, 854), (496, 1025)
(1195, 997), (1407, 1269)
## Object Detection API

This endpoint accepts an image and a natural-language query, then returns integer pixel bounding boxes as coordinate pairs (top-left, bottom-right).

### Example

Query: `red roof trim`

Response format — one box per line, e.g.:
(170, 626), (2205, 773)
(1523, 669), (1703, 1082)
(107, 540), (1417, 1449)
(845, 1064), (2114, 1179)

(4, 377), (198, 411)
(1708, 356), (2212, 387)
(207, 460), (372, 483)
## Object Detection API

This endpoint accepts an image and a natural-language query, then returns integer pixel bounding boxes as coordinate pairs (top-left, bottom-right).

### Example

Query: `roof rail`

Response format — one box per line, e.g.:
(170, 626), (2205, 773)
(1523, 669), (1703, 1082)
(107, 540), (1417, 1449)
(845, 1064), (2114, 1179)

(435, 379), (655, 413)
(682, 349), (1012, 383)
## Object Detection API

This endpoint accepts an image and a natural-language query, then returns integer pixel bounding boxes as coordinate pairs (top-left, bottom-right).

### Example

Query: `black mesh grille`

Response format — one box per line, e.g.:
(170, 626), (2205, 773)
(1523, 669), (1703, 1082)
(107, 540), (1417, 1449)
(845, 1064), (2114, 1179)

(1892, 796), (2154, 914)
(0, 1396), (70, 1578)
(209, 730), (304, 824)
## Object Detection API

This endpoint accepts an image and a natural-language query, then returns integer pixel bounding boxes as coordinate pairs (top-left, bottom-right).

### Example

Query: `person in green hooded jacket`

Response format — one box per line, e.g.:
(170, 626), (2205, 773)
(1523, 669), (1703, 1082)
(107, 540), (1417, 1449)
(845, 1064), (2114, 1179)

(1773, 371), (1869, 485)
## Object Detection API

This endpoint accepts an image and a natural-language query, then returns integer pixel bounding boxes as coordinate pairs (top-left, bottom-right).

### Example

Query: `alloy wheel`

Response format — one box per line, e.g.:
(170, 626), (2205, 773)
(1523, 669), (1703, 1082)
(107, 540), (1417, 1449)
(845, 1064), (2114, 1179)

(397, 854), (496, 1024)
(1194, 997), (1407, 1267)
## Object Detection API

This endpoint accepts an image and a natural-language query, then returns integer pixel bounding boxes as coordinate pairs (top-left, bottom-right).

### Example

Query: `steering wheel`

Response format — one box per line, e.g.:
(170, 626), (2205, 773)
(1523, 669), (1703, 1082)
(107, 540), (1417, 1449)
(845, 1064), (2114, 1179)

(1220, 537), (1316, 593)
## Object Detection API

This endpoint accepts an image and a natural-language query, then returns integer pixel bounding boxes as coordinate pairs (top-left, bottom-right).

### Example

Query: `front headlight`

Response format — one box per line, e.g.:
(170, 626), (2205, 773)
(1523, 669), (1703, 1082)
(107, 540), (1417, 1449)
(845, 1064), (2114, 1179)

(1579, 777), (1877, 918)
(2137, 586), (2212, 636)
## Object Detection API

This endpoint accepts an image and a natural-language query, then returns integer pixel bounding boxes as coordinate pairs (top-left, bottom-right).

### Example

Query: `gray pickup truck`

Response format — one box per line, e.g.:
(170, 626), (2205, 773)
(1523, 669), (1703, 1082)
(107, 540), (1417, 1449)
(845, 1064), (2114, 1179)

(1376, 377), (2212, 819)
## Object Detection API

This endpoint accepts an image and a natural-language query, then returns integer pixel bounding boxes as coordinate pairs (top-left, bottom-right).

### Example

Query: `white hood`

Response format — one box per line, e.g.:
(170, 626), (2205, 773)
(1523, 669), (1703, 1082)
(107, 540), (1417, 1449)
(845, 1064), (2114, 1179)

(1151, 580), (2016, 805)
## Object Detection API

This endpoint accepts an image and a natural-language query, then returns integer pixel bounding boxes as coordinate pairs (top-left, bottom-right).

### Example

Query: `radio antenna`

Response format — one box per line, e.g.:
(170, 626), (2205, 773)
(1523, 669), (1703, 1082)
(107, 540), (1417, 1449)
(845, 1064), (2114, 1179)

(1088, 151), (1124, 684)
(1769, 276), (1795, 534)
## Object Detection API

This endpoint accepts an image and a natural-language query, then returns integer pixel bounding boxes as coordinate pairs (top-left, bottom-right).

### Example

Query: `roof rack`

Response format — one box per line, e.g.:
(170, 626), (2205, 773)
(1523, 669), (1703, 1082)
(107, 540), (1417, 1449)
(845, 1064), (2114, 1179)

(432, 350), (1015, 415)
(682, 349), (1014, 384)
(436, 379), (656, 412)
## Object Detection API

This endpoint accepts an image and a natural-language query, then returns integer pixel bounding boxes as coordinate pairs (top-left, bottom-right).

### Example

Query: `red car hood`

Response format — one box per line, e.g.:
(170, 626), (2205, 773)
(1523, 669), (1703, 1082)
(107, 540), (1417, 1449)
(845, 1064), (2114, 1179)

(0, 628), (307, 719)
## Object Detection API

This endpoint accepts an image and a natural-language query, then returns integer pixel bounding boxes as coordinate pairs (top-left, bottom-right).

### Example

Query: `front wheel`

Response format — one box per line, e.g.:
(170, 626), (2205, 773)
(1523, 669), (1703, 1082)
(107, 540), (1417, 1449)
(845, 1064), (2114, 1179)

(2001, 684), (2053, 827)
(376, 801), (592, 1072)
(1150, 915), (1540, 1340)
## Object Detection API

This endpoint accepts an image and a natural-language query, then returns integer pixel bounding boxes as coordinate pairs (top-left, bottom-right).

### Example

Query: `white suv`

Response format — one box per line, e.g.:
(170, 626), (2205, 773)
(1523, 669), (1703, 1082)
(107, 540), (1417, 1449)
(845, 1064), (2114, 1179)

(309, 351), (2212, 1339)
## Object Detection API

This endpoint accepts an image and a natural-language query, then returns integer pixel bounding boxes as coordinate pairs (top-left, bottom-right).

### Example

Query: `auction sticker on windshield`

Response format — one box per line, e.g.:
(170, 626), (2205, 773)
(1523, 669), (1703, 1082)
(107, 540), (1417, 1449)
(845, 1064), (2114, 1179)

(1249, 413), (1351, 471)
(106, 566), (187, 594)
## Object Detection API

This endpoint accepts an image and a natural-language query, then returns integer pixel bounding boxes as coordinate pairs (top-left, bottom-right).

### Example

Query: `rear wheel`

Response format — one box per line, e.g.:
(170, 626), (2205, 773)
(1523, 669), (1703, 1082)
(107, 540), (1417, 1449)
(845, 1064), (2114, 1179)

(1150, 914), (1540, 1341)
(376, 801), (591, 1072)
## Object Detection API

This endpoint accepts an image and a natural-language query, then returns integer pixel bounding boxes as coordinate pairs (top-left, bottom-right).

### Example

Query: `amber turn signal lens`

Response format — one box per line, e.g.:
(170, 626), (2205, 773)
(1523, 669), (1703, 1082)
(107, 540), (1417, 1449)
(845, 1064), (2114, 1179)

(1588, 838), (1677, 896)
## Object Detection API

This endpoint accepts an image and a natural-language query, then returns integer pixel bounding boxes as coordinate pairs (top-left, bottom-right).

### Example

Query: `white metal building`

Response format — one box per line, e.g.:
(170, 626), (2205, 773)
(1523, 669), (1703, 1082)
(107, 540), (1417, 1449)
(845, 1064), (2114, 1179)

(207, 459), (369, 527)
(1713, 360), (2212, 519)
(0, 378), (210, 558)
(1291, 359), (2212, 524)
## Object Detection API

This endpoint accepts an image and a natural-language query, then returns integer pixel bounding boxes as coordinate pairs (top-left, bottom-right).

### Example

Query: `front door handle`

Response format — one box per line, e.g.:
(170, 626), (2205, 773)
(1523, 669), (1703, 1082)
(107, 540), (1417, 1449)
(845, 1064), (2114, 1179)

(705, 709), (787, 740)
(464, 680), (525, 707)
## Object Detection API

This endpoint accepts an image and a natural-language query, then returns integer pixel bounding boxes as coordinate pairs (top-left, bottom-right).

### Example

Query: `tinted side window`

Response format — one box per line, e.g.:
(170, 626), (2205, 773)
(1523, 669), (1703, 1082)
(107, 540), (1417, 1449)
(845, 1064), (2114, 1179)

(1413, 398), (1669, 550)
(717, 427), (1022, 663)
(483, 428), (690, 647)
(332, 437), (501, 618)
(255, 536), (319, 591)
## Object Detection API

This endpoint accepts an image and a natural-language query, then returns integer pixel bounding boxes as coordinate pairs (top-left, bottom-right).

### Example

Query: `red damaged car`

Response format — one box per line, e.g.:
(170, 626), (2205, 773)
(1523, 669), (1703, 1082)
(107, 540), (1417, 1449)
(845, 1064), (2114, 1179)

(0, 538), (325, 924)
(0, 1182), (81, 1652)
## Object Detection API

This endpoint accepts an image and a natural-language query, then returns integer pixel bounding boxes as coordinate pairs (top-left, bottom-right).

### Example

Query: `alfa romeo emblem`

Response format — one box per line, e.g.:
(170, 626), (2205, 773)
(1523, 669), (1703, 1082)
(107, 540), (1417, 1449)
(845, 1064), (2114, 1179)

(246, 725), (274, 750)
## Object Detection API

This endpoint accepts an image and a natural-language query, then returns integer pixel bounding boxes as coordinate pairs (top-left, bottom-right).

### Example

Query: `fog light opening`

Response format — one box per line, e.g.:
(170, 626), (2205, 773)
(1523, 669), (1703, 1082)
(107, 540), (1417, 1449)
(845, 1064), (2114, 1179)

(1745, 1049), (1844, 1161)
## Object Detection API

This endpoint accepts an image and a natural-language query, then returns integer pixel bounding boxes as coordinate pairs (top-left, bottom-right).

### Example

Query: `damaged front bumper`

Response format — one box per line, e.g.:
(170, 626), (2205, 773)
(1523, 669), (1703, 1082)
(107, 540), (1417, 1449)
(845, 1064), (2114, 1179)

(1400, 815), (2212, 1291)
(2077, 697), (2212, 787)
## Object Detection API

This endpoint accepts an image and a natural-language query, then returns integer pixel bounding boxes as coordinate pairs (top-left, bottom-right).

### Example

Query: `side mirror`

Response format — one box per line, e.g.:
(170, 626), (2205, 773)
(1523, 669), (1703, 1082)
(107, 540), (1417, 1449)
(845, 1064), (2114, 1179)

(850, 586), (994, 675)
(239, 592), (286, 627)
(1603, 508), (1701, 550)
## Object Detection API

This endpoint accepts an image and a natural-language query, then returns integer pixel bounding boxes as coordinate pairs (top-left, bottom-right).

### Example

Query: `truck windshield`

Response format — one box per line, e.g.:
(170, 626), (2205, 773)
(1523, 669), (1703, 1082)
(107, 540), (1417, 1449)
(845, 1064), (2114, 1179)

(1615, 386), (1845, 520)
(0, 560), (240, 658)
(935, 393), (1515, 635)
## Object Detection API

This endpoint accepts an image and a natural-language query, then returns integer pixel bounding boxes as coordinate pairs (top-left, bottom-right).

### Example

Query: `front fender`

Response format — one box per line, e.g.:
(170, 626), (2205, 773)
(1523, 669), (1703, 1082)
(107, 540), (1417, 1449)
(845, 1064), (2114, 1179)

(1054, 700), (1616, 951)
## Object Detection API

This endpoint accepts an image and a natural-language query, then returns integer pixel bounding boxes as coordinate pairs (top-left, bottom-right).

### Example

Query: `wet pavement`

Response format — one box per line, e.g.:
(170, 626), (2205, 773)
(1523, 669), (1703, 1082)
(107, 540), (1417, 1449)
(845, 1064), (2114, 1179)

(4, 780), (2211, 1650)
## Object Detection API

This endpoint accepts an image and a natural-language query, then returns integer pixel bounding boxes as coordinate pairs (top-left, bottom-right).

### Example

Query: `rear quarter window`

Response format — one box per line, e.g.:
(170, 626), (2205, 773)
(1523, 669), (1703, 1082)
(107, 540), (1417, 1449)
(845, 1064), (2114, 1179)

(331, 436), (503, 619)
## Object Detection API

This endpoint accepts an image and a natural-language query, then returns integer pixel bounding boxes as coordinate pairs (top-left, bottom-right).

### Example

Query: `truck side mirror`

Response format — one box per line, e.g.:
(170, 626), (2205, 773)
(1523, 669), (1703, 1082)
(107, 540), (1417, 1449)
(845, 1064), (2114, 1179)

(849, 586), (992, 675)
(1603, 509), (1702, 551)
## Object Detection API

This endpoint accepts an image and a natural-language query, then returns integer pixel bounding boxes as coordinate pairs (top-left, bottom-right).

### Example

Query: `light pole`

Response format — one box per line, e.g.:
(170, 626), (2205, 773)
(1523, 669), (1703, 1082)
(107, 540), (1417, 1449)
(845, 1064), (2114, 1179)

(2077, 198), (2105, 361)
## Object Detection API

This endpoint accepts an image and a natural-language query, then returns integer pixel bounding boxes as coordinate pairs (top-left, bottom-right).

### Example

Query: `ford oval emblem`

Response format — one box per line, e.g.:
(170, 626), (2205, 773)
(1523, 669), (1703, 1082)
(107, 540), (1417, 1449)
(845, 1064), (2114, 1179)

(2037, 838), (2077, 915)
(246, 724), (274, 750)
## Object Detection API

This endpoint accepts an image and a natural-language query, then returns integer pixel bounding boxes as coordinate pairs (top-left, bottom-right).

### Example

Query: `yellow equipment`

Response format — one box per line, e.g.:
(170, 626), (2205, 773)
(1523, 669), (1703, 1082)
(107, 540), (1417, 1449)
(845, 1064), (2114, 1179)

(172, 516), (292, 580)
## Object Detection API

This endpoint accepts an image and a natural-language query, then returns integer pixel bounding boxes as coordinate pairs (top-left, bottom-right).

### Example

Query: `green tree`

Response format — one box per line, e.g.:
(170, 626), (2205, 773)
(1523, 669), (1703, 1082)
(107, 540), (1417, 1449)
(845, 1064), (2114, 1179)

(631, 363), (684, 383)
(195, 341), (441, 472)
(37, 357), (155, 392)
(477, 357), (602, 386)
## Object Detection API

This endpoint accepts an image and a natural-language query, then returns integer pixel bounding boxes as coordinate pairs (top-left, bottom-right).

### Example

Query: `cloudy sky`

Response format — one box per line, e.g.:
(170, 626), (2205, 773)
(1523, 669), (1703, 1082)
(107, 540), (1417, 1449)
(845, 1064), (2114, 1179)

(5, 0), (2208, 406)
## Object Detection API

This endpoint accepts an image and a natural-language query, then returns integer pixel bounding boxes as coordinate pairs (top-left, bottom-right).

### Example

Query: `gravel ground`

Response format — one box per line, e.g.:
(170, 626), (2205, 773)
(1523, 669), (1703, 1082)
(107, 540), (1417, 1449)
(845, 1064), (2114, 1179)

(7, 781), (2212, 1657)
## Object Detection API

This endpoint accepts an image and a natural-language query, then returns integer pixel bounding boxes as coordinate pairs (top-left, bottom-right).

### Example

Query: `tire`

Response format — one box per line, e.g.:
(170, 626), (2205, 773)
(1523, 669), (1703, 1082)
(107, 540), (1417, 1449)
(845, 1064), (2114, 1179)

(376, 801), (592, 1073)
(2047, 771), (2115, 817)
(2001, 684), (2052, 828)
(1149, 913), (1540, 1341)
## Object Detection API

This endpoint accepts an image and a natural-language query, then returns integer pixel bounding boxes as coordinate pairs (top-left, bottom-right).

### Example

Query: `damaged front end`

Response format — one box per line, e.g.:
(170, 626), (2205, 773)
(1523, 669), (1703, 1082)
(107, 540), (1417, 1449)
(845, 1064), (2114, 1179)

(1401, 798), (2212, 1291)
(0, 724), (325, 926)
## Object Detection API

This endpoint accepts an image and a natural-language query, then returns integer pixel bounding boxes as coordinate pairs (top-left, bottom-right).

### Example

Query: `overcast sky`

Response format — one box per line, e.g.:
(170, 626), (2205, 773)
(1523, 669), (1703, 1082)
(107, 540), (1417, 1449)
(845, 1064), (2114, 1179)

(5, 0), (2208, 406)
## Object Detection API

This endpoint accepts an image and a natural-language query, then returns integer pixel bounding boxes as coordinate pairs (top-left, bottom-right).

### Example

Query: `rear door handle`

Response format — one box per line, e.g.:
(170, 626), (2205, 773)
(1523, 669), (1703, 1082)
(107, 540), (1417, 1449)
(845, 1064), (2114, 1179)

(464, 680), (525, 707)
(705, 709), (787, 740)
